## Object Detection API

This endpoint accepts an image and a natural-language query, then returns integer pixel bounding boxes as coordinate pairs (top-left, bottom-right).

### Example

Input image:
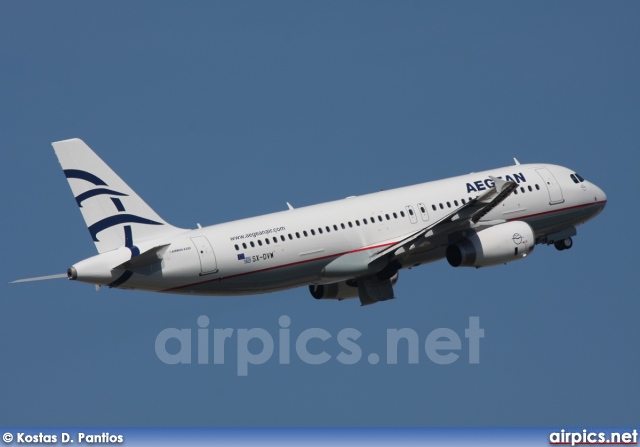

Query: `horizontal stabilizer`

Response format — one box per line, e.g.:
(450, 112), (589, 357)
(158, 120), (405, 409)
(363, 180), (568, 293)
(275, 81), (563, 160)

(10, 273), (67, 284)
(112, 244), (170, 270)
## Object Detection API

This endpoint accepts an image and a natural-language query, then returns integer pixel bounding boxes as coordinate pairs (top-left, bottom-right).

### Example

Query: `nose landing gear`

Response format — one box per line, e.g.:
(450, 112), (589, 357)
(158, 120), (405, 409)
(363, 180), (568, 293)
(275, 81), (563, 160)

(554, 237), (573, 251)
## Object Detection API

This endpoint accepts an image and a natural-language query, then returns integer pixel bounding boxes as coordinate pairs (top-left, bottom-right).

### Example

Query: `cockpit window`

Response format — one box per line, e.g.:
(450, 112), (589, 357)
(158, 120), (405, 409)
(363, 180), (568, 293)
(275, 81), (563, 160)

(571, 173), (585, 184)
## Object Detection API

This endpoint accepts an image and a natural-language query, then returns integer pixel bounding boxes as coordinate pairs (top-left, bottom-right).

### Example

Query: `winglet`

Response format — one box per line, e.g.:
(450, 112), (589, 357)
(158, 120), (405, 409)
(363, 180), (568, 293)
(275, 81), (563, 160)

(488, 176), (510, 194)
(470, 177), (517, 223)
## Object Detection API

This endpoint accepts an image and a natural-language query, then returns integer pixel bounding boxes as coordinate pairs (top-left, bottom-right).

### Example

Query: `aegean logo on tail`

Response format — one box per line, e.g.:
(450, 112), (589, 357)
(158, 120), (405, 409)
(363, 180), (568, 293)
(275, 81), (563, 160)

(64, 168), (164, 242)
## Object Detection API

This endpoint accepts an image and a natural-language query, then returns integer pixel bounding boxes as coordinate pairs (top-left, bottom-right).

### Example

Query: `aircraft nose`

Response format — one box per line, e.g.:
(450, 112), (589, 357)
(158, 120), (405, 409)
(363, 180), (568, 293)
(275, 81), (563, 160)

(593, 183), (607, 204)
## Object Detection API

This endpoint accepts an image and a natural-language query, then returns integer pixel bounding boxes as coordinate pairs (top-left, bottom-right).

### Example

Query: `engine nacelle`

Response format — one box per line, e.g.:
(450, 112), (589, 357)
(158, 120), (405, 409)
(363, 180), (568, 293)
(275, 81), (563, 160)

(310, 273), (399, 300)
(446, 221), (535, 268)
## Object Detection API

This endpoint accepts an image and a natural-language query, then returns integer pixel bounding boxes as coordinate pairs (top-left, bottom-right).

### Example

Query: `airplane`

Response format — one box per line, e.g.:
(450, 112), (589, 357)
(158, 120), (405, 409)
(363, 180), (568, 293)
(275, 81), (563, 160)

(12, 138), (607, 305)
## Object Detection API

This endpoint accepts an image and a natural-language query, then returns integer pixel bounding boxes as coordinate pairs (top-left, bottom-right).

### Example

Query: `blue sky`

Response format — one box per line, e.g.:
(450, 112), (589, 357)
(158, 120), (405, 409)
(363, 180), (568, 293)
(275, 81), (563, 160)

(1, 1), (638, 426)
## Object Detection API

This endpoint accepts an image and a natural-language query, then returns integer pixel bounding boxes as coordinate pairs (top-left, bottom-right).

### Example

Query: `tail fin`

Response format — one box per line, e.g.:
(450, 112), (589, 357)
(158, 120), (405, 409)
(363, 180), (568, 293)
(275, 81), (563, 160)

(52, 138), (186, 253)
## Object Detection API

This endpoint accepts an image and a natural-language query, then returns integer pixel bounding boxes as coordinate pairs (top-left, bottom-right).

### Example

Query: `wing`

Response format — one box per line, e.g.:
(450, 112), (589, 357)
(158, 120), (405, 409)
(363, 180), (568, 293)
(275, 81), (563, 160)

(370, 176), (517, 266)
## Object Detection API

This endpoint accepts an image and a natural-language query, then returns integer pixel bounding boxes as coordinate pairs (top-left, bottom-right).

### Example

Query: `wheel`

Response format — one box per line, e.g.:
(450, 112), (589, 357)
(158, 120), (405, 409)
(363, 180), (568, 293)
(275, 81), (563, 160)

(562, 237), (573, 250)
(554, 237), (573, 251)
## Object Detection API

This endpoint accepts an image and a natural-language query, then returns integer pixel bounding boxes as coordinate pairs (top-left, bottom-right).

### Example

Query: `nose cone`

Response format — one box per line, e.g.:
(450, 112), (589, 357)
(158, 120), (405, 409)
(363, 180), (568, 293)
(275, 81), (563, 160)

(587, 182), (607, 219)
(592, 182), (607, 205)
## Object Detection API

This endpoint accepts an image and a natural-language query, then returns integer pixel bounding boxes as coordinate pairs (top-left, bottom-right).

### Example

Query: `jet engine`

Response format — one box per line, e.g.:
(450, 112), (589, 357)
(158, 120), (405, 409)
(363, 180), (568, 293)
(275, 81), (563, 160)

(446, 221), (535, 268)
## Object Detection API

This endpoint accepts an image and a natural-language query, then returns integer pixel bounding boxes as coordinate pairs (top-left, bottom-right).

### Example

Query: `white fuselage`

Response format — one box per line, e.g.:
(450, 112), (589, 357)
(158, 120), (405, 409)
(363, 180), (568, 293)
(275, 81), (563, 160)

(70, 163), (606, 295)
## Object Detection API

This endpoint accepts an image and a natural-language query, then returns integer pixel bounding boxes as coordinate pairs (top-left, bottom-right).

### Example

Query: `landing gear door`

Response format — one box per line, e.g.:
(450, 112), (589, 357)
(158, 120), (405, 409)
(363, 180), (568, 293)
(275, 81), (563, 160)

(536, 168), (564, 205)
(191, 236), (218, 275)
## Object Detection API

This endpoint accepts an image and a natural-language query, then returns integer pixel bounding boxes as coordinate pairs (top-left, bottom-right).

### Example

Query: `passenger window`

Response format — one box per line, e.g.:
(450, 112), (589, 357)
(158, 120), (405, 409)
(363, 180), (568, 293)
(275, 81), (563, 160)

(326, 226), (331, 232)
(432, 204), (437, 211)
(439, 203), (444, 209)
(318, 228), (323, 234)
(356, 220), (361, 226)
(250, 241), (255, 247)
(341, 223), (346, 229)
(535, 184), (540, 190)
(303, 230), (308, 237)
(348, 222), (353, 228)
(528, 186), (532, 192)
(296, 232), (300, 238)
(265, 239), (270, 245)
(258, 240), (263, 246)
(288, 234), (293, 240)
(234, 244), (239, 251)
(454, 200), (459, 206)
(242, 243), (247, 249)
(363, 219), (368, 225)
(385, 214), (390, 220)
(461, 198), (466, 205)
(400, 211), (405, 217)
(447, 202), (451, 208)
(393, 213), (397, 219)
(310, 229), (315, 236)
(408, 209), (414, 216)
(280, 235), (285, 242)
(333, 225), (338, 231)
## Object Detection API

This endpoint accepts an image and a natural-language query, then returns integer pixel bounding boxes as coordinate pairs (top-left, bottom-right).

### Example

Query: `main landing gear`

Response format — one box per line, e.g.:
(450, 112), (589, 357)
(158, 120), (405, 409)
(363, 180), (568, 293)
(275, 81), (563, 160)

(554, 237), (573, 251)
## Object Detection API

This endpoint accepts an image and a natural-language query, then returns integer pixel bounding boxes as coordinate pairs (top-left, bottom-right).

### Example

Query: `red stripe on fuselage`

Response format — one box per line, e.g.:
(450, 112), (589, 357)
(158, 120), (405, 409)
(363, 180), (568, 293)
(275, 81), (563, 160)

(162, 200), (606, 292)
(506, 200), (606, 222)
(161, 242), (395, 292)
